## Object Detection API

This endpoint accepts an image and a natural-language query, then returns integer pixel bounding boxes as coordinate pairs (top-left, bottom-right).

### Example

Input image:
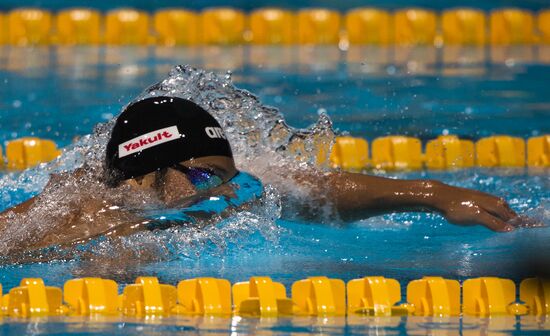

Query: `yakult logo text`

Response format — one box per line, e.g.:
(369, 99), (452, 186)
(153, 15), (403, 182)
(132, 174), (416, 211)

(119, 125), (182, 158)
(205, 127), (226, 139)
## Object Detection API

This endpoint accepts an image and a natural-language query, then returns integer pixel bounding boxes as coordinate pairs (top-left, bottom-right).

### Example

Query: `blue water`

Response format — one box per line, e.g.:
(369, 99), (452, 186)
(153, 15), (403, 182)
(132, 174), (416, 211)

(1, 46), (549, 145)
(0, 46), (549, 334)
(1, 315), (549, 335)
(0, 0), (548, 12)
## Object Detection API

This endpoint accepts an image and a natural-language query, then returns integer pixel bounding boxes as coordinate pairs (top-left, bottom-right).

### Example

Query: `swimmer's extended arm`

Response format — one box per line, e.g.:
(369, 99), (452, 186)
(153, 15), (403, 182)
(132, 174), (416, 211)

(0, 197), (36, 216)
(296, 171), (518, 232)
(0, 169), (87, 218)
(0, 172), (67, 217)
(0, 169), (142, 252)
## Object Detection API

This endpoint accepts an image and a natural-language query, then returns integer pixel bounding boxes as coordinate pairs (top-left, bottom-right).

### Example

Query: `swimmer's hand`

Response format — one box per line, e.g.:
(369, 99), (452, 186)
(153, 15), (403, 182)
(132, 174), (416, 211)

(289, 171), (521, 232)
(431, 184), (519, 232)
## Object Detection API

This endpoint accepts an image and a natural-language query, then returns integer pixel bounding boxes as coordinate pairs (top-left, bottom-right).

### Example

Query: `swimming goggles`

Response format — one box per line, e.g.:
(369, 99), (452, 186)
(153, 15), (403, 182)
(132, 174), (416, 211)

(169, 163), (224, 191)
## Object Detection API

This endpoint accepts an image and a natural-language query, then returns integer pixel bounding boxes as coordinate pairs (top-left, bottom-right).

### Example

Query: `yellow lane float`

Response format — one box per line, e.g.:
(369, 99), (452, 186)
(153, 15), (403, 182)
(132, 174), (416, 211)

(441, 8), (486, 45)
(7, 8), (52, 45)
(425, 135), (475, 169)
(371, 136), (422, 170)
(475, 136), (525, 167)
(1, 6), (550, 46)
(330, 136), (369, 170)
(233, 276), (293, 317)
(176, 277), (232, 315)
(527, 135), (549, 167)
(407, 276), (460, 316)
(56, 8), (101, 45)
(119, 277), (177, 316)
(154, 9), (198, 46)
(64, 278), (119, 316)
(0, 276), (547, 317)
(463, 277), (528, 316)
(347, 276), (409, 316)
(292, 276), (346, 316)
(393, 8), (437, 45)
(2, 278), (67, 317)
(5, 137), (61, 170)
(200, 8), (246, 45)
(249, 8), (295, 44)
(490, 9), (535, 45)
(105, 8), (150, 45)
(0, 13), (6, 44)
(345, 8), (391, 45)
(2, 135), (545, 171)
(520, 278), (550, 316)
(538, 10), (550, 44)
(297, 8), (341, 44)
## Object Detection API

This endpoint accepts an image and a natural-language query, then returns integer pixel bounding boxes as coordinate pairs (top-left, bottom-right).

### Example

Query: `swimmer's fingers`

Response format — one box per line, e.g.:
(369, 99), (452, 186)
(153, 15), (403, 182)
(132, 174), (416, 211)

(480, 197), (518, 222)
(501, 200), (519, 218)
(464, 188), (518, 218)
(477, 211), (515, 232)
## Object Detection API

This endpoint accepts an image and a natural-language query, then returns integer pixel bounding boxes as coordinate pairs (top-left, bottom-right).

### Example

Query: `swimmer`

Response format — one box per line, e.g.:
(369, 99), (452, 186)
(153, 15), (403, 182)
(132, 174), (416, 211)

(0, 96), (520, 254)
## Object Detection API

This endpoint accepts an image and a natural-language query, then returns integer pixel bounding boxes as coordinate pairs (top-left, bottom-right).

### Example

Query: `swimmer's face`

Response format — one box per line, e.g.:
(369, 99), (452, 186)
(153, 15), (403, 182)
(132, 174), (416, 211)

(123, 156), (237, 205)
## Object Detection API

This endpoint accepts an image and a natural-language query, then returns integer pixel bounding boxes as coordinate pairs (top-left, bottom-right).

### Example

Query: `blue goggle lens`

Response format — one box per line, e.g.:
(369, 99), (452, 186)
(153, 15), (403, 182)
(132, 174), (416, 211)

(172, 164), (223, 191)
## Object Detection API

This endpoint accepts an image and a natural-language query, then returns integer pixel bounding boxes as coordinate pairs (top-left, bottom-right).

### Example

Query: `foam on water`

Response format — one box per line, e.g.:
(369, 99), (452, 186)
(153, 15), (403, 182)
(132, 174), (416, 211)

(0, 65), (336, 263)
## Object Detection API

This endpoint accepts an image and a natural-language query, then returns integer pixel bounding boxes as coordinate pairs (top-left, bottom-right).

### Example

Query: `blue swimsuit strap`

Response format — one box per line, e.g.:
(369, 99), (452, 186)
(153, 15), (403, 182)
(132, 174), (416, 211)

(144, 171), (263, 230)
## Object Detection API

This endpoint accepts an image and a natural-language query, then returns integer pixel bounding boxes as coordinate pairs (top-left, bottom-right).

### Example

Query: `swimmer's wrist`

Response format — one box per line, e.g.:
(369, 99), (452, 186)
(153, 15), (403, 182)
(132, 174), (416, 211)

(422, 180), (457, 212)
(370, 178), (447, 210)
(409, 180), (448, 211)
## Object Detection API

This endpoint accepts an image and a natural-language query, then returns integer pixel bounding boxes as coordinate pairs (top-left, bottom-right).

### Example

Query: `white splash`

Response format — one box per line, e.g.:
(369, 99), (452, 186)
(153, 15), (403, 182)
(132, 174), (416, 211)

(0, 65), (336, 261)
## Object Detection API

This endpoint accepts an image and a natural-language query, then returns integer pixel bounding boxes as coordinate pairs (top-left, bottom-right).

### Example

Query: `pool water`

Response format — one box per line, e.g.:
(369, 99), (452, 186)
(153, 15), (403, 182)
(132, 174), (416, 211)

(1, 46), (549, 145)
(0, 315), (549, 335)
(1, 0), (547, 12)
(0, 46), (549, 334)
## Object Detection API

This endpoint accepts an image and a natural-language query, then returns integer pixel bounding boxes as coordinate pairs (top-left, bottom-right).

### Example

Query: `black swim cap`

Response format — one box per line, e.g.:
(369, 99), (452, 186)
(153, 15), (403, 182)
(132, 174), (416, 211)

(106, 96), (232, 181)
